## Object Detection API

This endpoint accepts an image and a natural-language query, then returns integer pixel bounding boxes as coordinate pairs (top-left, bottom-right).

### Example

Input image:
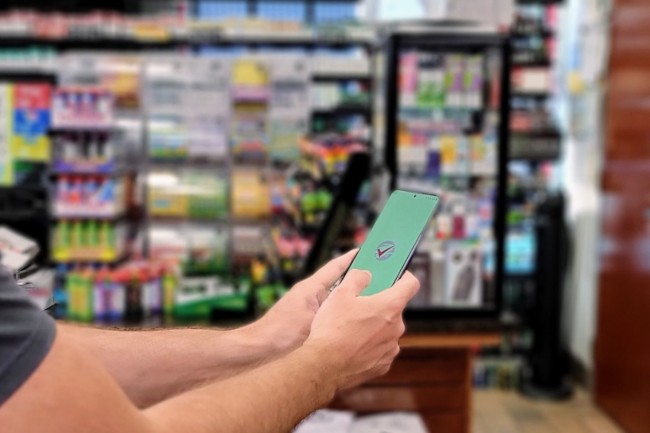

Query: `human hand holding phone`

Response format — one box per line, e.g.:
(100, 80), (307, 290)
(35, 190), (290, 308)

(304, 269), (420, 391)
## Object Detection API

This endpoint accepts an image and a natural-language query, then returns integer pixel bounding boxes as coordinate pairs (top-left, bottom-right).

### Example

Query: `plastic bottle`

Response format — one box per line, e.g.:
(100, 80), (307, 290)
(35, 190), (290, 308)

(100, 222), (115, 253)
(143, 266), (162, 317)
(57, 176), (70, 205)
(162, 264), (176, 318)
(66, 267), (79, 321)
(111, 268), (126, 322)
(84, 177), (98, 207)
(94, 267), (109, 322)
(69, 176), (83, 206)
(71, 221), (84, 252)
(98, 177), (115, 207)
(56, 220), (70, 252)
(87, 220), (99, 248)
(125, 268), (143, 323)
(78, 267), (94, 322)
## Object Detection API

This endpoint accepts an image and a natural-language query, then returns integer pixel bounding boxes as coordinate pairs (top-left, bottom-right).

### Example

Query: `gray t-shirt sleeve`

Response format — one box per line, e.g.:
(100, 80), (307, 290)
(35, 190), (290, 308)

(0, 267), (56, 406)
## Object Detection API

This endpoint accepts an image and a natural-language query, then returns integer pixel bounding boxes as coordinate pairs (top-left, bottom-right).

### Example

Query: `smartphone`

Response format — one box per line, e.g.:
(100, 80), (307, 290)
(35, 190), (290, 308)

(338, 190), (440, 296)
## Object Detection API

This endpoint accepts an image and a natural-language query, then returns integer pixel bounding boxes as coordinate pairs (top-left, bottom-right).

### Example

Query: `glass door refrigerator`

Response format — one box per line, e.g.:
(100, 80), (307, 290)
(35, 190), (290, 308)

(380, 27), (511, 320)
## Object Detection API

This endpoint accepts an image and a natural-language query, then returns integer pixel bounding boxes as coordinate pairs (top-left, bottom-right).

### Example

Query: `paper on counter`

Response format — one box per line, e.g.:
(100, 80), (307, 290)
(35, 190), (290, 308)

(350, 412), (429, 433)
(293, 410), (355, 433)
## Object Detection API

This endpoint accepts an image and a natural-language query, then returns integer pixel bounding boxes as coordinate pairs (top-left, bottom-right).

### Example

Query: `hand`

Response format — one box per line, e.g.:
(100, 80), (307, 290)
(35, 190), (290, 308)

(304, 269), (420, 391)
(248, 250), (358, 354)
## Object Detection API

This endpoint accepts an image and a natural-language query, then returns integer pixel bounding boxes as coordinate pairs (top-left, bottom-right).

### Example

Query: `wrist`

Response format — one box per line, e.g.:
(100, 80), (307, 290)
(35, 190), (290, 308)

(301, 337), (347, 394)
(235, 320), (294, 358)
(293, 342), (340, 401)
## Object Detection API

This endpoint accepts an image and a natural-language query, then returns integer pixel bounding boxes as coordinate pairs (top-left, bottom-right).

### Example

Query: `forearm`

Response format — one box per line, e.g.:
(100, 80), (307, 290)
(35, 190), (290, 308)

(146, 345), (336, 433)
(1, 331), (339, 433)
(60, 323), (285, 407)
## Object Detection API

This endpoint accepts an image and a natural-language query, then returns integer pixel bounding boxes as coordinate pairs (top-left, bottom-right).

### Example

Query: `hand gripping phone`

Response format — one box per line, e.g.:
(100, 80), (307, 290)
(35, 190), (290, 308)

(336, 190), (440, 296)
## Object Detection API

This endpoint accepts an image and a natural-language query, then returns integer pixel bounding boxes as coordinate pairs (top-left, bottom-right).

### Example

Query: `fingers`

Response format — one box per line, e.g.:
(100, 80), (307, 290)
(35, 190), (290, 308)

(307, 249), (358, 291)
(372, 271), (420, 309)
(338, 269), (372, 296)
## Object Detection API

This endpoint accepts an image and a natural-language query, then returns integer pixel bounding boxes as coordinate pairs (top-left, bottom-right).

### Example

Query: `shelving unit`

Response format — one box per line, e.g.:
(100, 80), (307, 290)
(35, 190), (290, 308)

(380, 29), (511, 319)
(492, 0), (566, 379)
(48, 87), (139, 268)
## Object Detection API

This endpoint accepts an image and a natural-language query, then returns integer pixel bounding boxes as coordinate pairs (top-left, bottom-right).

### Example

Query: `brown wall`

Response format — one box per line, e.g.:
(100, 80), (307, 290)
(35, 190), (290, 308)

(595, 1), (650, 432)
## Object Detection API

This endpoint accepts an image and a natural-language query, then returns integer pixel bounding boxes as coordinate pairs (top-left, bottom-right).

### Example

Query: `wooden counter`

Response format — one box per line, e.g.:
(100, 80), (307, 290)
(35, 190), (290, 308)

(331, 333), (501, 433)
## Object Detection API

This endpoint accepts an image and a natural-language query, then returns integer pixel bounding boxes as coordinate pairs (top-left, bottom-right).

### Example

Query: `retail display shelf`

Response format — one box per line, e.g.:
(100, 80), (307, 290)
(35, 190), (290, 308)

(312, 72), (371, 81)
(149, 216), (228, 224)
(311, 104), (371, 116)
(49, 166), (130, 177)
(511, 29), (555, 39)
(0, 33), (373, 50)
(512, 59), (552, 68)
(50, 211), (127, 221)
(149, 158), (229, 169)
(52, 251), (130, 265)
(511, 129), (562, 138)
(511, 91), (553, 99)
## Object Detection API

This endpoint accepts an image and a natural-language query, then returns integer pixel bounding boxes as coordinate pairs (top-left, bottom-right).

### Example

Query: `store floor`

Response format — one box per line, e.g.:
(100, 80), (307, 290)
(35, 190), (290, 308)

(472, 389), (623, 433)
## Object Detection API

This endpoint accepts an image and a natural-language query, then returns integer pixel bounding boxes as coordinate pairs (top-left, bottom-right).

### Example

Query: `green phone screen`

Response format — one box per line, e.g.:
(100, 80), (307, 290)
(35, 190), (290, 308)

(350, 190), (440, 296)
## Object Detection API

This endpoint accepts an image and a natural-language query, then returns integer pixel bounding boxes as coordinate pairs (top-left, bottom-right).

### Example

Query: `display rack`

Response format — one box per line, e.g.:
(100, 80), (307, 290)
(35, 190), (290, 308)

(502, 0), (564, 360)
(380, 28), (511, 320)
(0, 15), (375, 323)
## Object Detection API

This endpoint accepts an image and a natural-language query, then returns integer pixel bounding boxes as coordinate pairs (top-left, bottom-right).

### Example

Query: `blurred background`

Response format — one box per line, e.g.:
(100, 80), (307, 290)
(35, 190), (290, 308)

(0, 0), (643, 432)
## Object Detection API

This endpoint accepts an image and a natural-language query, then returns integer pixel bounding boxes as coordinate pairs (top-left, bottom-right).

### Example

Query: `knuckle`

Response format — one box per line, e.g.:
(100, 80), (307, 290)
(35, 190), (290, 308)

(293, 281), (308, 292)
(388, 298), (405, 313)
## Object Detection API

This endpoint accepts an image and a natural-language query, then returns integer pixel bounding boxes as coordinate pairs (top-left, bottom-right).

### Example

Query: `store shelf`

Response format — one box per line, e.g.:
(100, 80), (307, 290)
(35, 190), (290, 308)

(511, 91), (553, 99)
(0, 68), (57, 81)
(312, 72), (371, 81)
(52, 251), (130, 265)
(512, 59), (552, 68)
(0, 32), (374, 50)
(50, 211), (127, 221)
(509, 132), (562, 161)
(149, 216), (228, 224)
(511, 29), (555, 39)
(516, 0), (564, 4)
(311, 104), (371, 117)
(511, 128), (562, 138)
(49, 125), (117, 134)
(49, 166), (131, 177)
(149, 158), (229, 169)
(0, 35), (185, 50)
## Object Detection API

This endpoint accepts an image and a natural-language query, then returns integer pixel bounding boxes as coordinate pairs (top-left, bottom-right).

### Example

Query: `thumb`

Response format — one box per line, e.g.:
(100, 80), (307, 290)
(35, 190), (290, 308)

(337, 269), (372, 296)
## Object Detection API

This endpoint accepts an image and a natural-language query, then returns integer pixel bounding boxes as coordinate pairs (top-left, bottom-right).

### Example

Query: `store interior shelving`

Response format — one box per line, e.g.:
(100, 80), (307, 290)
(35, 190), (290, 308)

(0, 7), (376, 324)
(481, 0), (565, 387)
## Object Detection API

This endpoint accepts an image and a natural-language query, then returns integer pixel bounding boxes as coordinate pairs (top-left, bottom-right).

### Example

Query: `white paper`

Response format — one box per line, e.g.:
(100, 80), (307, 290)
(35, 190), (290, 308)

(350, 413), (429, 433)
(293, 410), (355, 433)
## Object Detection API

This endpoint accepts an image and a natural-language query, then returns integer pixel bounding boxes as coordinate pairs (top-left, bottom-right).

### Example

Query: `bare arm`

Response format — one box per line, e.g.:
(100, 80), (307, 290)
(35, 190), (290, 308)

(60, 251), (358, 408)
(60, 323), (278, 408)
(0, 269), (419, 433)
(1, 329), (336, 433)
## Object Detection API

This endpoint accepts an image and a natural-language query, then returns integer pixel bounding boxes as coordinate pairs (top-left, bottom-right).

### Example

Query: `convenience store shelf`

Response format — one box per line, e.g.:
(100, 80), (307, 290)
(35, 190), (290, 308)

(149, 216), (228, 224)
(312, 72), (371, 81)
(148, 158), (229, 169)
(511, 29), (555, 39)
(516, 0), (564, 4)
(512, 58), (552, 68)
(50, 211), (127, 221)
(311, 104), (371, 116)
(511, 91), (553, 100)
(0, 32), (374, 50)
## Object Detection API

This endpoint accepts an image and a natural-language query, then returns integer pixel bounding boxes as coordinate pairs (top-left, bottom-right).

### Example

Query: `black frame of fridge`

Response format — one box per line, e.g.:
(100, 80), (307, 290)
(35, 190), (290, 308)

(382, 30), (511, 321)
